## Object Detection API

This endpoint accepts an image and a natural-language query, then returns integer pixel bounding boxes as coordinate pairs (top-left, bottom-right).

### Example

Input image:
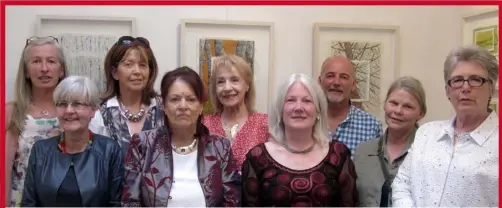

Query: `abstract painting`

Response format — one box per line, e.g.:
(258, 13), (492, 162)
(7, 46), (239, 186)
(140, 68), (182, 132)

(330, 41), (382, 115)
(198, 38), (255, 114)
(57, 34), (118, 93)
(473, 25), (498, 55)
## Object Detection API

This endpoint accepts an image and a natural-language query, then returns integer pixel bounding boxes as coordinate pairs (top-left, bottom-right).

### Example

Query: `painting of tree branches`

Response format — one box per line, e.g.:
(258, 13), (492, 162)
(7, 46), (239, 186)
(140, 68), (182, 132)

(330, 41), (382, 116)
(198, 38), (255, 114)
(57, 34), (118, 93)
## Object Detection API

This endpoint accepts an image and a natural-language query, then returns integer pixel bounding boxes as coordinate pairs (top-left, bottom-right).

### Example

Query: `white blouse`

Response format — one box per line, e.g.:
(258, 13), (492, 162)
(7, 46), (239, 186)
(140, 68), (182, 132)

(392, 112), (499, 207)
(168, 150), (206, 207)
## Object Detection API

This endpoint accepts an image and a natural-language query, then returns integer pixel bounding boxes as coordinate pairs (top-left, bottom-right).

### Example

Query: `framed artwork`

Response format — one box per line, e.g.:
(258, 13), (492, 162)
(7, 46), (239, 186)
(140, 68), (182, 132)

(461, 7), (499, 86)
(180, 19), (275, 115)
(312, 23), (400, 121)
(36, 15), (137, 93)
(489, 100), (498, 113)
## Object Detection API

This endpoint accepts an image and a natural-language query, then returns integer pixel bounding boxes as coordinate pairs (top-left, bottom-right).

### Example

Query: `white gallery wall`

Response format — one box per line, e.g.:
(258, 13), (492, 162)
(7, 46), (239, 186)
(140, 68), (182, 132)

(5, 6), (497, 124)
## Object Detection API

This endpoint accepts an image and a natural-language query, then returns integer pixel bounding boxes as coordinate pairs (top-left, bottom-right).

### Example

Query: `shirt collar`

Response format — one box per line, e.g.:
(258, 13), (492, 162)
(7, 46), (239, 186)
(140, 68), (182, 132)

(106, 96), (158, 109)
(382, 125), (418, 160)
(440, 111), (498, 146)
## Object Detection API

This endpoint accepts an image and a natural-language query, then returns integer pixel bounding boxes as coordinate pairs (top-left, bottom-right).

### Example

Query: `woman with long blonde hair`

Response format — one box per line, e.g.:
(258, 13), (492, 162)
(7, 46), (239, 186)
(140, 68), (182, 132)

(5, 36), (67, 206)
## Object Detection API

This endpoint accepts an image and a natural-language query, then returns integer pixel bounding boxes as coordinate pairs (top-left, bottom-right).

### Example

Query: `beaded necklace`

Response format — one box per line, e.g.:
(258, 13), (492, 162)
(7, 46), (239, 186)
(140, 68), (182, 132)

(58, 130), (93, 166)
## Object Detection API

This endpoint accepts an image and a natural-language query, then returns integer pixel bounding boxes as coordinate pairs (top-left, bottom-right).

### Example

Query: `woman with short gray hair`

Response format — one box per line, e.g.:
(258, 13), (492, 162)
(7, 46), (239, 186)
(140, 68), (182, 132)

(241, 73), (358, 206)
(20, 76), (123, 207)
(392, 45), (499, 207)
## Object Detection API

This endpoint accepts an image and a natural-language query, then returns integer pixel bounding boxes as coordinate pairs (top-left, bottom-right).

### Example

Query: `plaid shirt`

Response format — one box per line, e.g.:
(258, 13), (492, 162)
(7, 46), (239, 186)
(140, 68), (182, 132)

(329, 105), (383, 156)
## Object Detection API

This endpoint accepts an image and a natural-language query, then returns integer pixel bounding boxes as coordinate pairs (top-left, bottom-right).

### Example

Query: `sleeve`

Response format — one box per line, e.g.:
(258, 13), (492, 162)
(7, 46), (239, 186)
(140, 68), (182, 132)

(121, 133), (145, 207)
(108, 142), (125, 207)
(241, 156), (260, 207)
(89, 110), (110, 137)
(339, 144), (359, 207)
(391, 141), (415, 207)
(20, 143), (40, 207)
(220, 139), (242, 207)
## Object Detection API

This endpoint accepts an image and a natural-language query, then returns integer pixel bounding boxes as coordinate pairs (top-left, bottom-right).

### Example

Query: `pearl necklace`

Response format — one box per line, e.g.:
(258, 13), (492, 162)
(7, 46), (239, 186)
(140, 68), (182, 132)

(118, 101), (146, 122)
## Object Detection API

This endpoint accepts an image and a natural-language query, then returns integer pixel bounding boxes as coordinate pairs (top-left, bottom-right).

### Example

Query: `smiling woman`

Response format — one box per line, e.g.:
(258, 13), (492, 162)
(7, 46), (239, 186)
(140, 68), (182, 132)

(88, 36), (165, 156)
(20, 76), (124, 207)
(5, 36), (67, 207)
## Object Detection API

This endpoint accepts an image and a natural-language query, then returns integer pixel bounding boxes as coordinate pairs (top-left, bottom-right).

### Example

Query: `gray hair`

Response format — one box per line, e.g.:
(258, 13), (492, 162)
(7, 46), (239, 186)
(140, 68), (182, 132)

(444, 45), (499, 95)
(385, 76), (427, 116)
(53, 75), (101, 109)
(268, 73), (330, 146)
(7, 37), (67, 135)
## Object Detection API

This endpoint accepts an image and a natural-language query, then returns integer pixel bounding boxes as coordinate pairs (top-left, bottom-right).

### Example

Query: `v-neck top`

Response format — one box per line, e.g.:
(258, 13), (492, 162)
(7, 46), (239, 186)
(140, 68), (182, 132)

(203, 112), (270, 167)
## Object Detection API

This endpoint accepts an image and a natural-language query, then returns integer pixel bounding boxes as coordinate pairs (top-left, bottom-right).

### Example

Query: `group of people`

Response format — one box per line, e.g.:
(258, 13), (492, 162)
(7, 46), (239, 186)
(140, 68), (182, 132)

(5, 35), (498, 207)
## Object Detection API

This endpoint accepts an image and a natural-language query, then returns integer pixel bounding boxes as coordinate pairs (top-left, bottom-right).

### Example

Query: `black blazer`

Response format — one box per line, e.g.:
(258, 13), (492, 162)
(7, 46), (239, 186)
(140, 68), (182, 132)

(20, 133), (124, 207)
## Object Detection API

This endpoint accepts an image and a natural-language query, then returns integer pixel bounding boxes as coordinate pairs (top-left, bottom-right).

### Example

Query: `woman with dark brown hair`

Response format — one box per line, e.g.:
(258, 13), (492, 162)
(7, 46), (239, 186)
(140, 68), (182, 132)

(90, 36), (164, 154)
(122, 66), (241, 207)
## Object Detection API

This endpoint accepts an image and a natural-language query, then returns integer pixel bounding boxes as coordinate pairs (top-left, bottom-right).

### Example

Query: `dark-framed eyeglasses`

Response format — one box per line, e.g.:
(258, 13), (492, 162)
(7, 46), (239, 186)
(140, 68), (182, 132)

(114, 36), (150, 48)
(447, 76), (491, 88)
(25, 36), (59, 46)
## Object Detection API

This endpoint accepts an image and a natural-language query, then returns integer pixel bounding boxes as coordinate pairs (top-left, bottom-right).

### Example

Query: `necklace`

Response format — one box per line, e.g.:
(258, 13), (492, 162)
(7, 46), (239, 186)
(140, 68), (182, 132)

(119, 101), (146, 122)
(41, 109), (50, 116)
(172, 139), (198, 154)
(283, 140), (316, 154)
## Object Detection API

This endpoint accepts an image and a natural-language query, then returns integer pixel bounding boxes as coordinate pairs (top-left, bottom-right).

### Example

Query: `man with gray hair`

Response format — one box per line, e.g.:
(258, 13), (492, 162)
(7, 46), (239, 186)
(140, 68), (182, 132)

(318, 56), (382, 156)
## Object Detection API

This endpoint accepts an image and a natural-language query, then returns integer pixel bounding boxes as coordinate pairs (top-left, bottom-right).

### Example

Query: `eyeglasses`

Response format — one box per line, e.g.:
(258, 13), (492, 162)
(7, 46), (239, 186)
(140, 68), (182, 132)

(447, 76), (491, 88)
(56, 101), (91, 111)
(114, 36), (150, 48)
(25, 36), (59, 46)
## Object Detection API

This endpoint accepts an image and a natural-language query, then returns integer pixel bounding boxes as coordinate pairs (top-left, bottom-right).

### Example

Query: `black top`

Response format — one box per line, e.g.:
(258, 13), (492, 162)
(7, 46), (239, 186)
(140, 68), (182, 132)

(56, 165), (82, 207)
(20, 134), (124, 207)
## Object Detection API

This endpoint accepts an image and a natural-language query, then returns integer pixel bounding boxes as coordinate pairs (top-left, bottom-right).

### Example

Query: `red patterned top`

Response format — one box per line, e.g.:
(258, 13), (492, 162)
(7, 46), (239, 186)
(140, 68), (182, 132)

(241, 141), (359, 207)
(203, 112), (270, 168)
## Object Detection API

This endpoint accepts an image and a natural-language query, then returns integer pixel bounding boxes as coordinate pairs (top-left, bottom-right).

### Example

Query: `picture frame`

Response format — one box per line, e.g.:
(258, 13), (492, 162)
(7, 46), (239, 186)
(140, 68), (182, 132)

(461, 8), (499, 88)
(36, 15), (137, 93)
(179, 19), (275, 114)
(312, 23), (400, 120)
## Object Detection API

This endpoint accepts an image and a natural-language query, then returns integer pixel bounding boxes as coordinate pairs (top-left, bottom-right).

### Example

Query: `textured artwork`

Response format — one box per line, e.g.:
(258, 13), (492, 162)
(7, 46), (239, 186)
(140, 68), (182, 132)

(57, 34), (118, 93)
(473, 25), (498, 56)
(330, 41), (382, 116)
(198, 38), (255, 114)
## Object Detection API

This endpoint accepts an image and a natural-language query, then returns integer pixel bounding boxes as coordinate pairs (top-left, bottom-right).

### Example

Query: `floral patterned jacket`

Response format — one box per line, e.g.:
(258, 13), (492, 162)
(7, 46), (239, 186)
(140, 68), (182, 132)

(121, 126), (241, 207)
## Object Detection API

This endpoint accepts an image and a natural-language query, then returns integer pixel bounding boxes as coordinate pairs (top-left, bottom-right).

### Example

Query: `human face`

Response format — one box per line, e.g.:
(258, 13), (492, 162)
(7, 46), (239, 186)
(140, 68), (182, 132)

(384, 89), (423, 132)
(318, 58), (357, 104)
(215, 66), (249, 109)
(113, 48), (150, 92)
(164, 79), (203, 130)
(282, 82), (317, 131)
(446, 61), (492, 115)
(25, 44), (65, 89)
(56, 99), (95, 132)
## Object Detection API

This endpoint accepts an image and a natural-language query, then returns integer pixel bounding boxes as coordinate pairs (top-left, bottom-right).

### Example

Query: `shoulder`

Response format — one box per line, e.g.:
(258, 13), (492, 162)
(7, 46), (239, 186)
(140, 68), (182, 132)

(251, 112), (268, 120)
(32, 135), (59, 153)
(329, 140), (352, 155)
(413, 120), (450, 143)
(93, 134), (121, 149)
(204, 133), (232, 147)
(354, 138), (379, 156)
(5, 101), (16, 121)
(351, 106), (381, 124)
(203, 114), (220, 123)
